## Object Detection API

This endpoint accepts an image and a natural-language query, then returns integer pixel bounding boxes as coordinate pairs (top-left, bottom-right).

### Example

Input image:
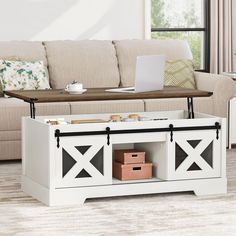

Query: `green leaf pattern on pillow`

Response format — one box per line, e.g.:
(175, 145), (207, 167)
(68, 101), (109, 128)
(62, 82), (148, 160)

(164, 60), (196, 89)
(0, 82), (3, 97)
(0, 60), (50, 92)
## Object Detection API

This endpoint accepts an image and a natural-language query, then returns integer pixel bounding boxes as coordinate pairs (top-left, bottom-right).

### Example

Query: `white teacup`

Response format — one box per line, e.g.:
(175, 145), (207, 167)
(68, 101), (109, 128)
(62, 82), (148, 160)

(66, 83), (83, 92)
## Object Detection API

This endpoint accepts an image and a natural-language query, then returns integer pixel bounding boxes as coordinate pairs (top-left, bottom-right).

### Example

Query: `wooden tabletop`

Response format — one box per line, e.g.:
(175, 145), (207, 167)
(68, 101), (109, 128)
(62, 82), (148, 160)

(4, 87), (213, 103)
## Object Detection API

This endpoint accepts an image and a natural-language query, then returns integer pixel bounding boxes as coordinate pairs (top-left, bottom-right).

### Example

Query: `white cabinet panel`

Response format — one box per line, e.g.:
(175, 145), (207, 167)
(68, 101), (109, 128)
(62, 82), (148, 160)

(229, 97), (236, 147)
(165, 130), (221, 180)
(55, 135), (112, 188)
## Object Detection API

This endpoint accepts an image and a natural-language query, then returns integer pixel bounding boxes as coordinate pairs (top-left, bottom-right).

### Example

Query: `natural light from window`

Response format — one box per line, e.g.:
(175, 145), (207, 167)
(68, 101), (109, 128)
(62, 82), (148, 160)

(151, 0), (207, 70)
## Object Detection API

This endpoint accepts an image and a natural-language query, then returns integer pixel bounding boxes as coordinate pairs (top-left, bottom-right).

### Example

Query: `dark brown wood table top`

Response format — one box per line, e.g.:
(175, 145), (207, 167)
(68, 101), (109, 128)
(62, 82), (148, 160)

(4, 87), (213, 103)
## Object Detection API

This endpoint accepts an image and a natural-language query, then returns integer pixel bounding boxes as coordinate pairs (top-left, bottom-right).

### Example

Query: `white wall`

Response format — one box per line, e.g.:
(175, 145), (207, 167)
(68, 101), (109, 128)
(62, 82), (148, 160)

(0, 0), (146, 41)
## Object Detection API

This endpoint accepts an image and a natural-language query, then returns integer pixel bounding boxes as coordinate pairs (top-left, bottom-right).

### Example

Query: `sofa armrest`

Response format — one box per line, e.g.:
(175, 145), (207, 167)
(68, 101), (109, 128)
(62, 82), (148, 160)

(194, 72), (236, 117)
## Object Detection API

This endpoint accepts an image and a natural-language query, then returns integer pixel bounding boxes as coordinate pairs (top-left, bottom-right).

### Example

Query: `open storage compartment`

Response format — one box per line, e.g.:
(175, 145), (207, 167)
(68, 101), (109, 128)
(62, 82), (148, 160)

(112, 141), (167, 184)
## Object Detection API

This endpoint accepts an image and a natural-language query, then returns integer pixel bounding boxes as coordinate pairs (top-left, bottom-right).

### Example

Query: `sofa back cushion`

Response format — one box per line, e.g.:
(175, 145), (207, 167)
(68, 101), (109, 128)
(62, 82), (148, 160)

(0, 41), (48, 66)
(44, 40), (120, 89)
(114, 40), (193, 87)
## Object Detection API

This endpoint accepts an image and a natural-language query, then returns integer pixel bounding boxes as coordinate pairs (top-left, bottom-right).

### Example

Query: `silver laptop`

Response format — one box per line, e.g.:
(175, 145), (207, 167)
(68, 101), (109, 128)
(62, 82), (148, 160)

(106, 55), (165, 93)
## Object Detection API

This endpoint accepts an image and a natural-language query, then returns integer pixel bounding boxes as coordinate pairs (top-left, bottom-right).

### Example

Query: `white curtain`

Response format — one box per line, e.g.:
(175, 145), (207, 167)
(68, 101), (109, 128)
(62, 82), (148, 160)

(210, 0), (232, 74)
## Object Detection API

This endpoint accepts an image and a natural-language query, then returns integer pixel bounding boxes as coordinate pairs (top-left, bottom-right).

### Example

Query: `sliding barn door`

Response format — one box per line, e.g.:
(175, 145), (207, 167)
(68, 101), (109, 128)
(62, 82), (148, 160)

(167, 130), (221, 180)
(54, 135), (112, 188)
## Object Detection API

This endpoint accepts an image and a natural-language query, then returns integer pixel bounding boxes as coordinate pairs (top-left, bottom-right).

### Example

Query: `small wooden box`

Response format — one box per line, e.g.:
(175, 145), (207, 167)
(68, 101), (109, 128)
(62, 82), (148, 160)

(113, 162), (152, 181)
(114, 149), (145, 164)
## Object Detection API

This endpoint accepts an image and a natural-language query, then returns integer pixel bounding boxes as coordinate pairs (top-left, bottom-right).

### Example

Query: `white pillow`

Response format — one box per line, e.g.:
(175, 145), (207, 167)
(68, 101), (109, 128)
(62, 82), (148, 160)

(0, 60), (50, 92)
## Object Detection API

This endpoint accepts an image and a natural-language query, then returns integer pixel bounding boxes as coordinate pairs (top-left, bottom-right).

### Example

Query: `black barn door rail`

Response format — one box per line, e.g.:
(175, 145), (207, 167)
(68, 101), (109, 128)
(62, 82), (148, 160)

(55, 122), (221, 148)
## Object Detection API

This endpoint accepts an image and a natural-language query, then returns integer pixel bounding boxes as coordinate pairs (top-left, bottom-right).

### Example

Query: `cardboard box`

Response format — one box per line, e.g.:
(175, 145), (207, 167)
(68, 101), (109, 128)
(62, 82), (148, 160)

(114, 149), (145, 164)
(113, 162), (152, 181)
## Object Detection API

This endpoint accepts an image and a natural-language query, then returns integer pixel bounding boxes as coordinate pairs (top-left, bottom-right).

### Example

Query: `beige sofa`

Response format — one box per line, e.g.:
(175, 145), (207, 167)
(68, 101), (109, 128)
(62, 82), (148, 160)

(0, 40), (235, 160)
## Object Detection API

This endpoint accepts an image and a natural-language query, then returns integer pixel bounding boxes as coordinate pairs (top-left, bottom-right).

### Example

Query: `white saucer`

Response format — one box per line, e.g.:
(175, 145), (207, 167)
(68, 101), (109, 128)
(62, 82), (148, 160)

(65, 88), (87, 94)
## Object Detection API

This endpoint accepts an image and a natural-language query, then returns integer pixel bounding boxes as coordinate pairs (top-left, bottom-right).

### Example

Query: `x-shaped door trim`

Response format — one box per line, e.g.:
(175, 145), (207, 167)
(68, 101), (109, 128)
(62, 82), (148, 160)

(175, 138), (213, 173)
(61, 142), (104, 181)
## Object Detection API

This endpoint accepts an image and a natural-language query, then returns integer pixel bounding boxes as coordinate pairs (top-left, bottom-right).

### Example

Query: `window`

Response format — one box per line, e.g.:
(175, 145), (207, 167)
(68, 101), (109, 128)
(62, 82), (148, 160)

(151, 0), (210, 71)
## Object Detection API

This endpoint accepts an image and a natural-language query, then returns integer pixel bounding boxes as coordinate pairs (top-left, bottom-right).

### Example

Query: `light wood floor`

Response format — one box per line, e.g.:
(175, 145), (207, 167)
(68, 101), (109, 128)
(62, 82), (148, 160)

(0, 150), (236, 236)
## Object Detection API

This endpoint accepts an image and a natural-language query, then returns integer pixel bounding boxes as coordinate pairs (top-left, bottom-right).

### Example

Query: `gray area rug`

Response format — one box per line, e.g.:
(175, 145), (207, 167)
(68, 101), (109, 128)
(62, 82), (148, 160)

(0, 150), (236, 236)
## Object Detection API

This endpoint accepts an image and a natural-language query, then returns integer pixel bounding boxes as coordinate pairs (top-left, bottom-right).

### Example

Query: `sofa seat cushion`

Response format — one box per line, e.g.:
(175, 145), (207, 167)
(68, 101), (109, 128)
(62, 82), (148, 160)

(0, 98), (70, 130)
(0, 130), (21, 141)
(0, 140), (21, 160)
(144, 97), (214, 115)
(70, 100), (144, 115)
(44, 40), (120, 89)
(114, 40), (193, 87)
